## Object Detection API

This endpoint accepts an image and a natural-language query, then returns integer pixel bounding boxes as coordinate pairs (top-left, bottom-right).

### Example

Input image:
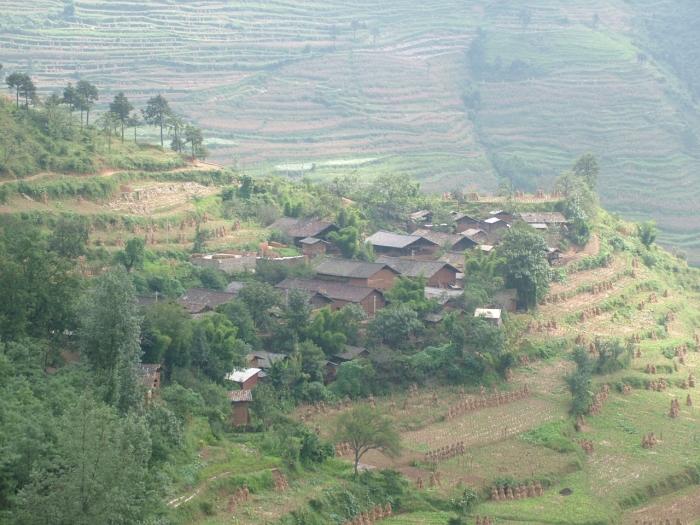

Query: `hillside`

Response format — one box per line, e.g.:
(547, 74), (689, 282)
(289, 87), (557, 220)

(2, 1), (700, 260)
(2, 129), (700, 523)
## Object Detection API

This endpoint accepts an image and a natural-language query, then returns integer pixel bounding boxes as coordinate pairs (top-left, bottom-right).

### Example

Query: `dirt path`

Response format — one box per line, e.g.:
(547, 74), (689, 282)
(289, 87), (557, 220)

(0, 160), (226, 186)
(167, 470), (233, 508)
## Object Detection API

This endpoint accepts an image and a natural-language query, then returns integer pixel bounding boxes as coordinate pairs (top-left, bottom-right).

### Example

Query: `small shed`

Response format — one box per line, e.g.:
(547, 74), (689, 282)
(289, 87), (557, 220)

(300, 237), (329, 258)
(474, 308), (503, 326)
(225, 367), (262, 390)
(228, 390), (253, 427)
(333, 345), (369, 363)
(247, 351), (287, 369)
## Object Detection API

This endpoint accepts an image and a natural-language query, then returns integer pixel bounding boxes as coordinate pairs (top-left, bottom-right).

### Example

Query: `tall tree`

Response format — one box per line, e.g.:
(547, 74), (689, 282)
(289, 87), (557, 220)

(78, 269), (142, 411)
(497, 224), (551, 309)
(142, 94), (172, 147)
(18, 75), (36, 109)
(127, 112), (141, 144)
(75, 80), (98, 127)
(6, 73), (28, 108)
(109, 92), (134, 142)
(116, 237), (146, 272)
(572, 153), (600, 191)
(15, 396), (154, 525)
(334, 405), (401, 476)
(184, 124), (204, 160)
(96, 111), (119, 152)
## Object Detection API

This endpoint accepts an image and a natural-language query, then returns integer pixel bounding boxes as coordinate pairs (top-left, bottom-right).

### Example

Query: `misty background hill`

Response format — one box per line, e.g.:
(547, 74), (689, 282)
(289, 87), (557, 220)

(2, 0), (699, 260)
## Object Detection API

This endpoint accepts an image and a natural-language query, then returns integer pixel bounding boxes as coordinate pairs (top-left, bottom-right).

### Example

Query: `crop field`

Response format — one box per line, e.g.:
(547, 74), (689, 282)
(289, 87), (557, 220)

(2, 1), (700, 259)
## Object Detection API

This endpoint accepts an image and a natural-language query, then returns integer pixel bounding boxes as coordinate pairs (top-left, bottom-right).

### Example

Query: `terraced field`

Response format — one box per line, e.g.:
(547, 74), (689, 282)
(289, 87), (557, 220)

(2, 0), (700, 260)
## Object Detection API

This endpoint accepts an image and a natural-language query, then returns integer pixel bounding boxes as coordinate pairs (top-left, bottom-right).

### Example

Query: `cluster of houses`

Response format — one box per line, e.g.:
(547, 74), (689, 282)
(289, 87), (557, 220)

(140, 207), (569, 425)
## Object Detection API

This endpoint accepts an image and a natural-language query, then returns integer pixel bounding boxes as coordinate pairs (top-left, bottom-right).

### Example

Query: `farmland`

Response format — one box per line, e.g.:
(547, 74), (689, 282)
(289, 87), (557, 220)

(2, 1), (700, 259)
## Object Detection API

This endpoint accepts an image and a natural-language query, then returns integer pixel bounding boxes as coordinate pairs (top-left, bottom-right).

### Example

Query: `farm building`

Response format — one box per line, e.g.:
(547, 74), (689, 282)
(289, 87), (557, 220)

(489, 210), (515, 224)
(482, 217), (509, 236)
(228, 390), (253, 427)
(453, 213), (484, 232)
(225, 368), (263, 390)
(314, 259), (399, 290)
(268, 217), (338, 245)
(247, 351), (288, 369)
(365, 231), (439, 257)
(333, 345), (370, 363)
(411, 228), (478, 253)
(518, 212), (568, 226)
(377, 257), (459, 288)
(408, 209), (433, 225)
(178, 288), (236, 315)
(460, 228), (489, 245)
(300, 236), (330, 258)
(190, 251), (257, 274)
(276, 278), (386, 316)
(475, 308), (502, 326)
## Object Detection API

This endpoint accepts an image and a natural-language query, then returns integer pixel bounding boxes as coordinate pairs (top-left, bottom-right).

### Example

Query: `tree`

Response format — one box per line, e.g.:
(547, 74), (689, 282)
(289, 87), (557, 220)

(61, 82), (78, 122)
(127, 112), (141, 144)
(96, 111), (119, 151)
(191, 313), (246, 382)
(572, 153), (600, 191)
(18, 75), (36, 109)
(384, 276), (434, 315)
(369, 304), (422, 348)
(238, 281), (281, 331)
(141, 300), (193, 369)
(143, 94), (172, 147)
(116, 237), (145, 272)
(283, 288), (312, 343)
(184, 124), (205, 160)
(637, 221), (657, 248)
(75, 80), (98, 127)
(497, 225), (551, 309)
(334, 405), (401, 476)
(78, 269), (142, 411)
(566, 347), (593, 416)
(6, 72), (26, 108)
(168, 114), (185, 153)
(15, 396), (154, 525)
(49, 216), (89, 258)
(109, 92), (134, 142)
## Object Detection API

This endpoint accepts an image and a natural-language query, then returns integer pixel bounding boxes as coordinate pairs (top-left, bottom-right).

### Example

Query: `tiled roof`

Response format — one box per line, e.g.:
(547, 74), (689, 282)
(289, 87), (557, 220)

(315, 258), (396, 279)
(366, 231), (435, 249)
(228, 390), (253, 402)
(377, 257), (458, 278)
(412, 228), (462, 248)
(268, 217), (336, 238)
(178, 288), (236, 314)
(226, 368), (261, 383)
(277, 278), (380, 303)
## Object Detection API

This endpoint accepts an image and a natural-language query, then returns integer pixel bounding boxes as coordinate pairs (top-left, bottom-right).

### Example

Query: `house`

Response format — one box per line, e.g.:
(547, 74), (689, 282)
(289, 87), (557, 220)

(377, 257), (459, 288)
(475, 308), (502, 326)
(424, 286), (463, 305)
(300, 236), (330, 258)
(489, 210), (515, 224)
(482, 217), (508, 234)
(225, 281), (247, 294)
(409, 209), (433, 224)
(315, 259), (399, 290)
(413, 228), (471, 252)
(276, 278), (386, 316)
(178, 288), (236, 315)
(333, 345), (370, 363)
(228, 390), (253, 426)
(247, 351), (287, 369)
(518, 212), (568, 226)
(365, 231), (439, 257)
(268, 217), (338, 245)
(460, 228), (489, 245)
(225, 367), (262, 390)
(453, 213), (484, 232)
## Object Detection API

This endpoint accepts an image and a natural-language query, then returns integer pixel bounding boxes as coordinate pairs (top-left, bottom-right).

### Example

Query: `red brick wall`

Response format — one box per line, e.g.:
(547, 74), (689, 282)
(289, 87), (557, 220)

(428, 267), (458, 288)
(231, 402), (250, 426)
(360, 291), (386, 316)
(365, 269), (397, 290)
(242, 374), (259, 390)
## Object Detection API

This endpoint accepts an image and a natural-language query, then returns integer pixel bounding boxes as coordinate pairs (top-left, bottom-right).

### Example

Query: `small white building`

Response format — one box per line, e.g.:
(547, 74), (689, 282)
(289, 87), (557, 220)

(474, 308), (502, 326)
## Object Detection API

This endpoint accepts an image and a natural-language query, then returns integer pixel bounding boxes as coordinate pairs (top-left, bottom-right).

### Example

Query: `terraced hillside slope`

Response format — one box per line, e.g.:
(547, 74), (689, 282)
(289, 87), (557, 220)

(2, 1), (700, 260)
